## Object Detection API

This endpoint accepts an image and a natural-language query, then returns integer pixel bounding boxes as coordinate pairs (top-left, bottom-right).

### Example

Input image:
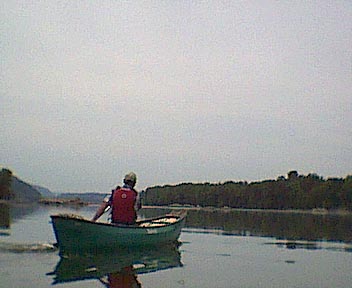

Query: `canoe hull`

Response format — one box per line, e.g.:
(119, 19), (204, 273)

(51, 211), (186, 254)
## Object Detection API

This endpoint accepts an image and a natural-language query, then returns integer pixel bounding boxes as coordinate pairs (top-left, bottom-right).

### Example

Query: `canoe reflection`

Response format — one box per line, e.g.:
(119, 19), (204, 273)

(49, 244), (183, 286)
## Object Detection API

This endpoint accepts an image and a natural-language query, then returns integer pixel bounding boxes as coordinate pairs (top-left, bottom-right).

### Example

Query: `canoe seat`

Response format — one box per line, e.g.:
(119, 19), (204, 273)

(138, 217), (178, 227)
(139, 222), (165, 227)
(152, 218), (178, 224)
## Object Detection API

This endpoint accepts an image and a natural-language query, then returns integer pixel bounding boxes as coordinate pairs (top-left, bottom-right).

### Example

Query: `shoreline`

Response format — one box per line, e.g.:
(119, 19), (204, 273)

(141, 205), (352, 216)
(2, 199), (351, 216)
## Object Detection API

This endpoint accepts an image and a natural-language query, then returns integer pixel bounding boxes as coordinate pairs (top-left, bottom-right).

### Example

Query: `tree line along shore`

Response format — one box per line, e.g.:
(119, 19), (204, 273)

(1, 169), (352, 211)
(144, 171), (352, 211)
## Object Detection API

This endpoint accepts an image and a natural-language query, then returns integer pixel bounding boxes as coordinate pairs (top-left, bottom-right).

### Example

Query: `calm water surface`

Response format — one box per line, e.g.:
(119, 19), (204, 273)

(0, 204), (351, 288)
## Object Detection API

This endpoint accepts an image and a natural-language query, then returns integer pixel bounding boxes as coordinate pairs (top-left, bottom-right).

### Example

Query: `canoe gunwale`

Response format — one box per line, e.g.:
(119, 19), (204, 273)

(50, 210), (187, 230)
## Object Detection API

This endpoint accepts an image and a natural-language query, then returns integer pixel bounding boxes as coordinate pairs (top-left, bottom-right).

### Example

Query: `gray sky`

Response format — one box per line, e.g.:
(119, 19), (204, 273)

(1, 1), (351, 193)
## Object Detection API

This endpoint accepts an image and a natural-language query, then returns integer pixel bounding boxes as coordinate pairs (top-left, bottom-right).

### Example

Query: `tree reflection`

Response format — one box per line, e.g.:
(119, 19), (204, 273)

(141, 208), (352, 243)
(182, 209), (352, 243)
(0, 203), (10, 229)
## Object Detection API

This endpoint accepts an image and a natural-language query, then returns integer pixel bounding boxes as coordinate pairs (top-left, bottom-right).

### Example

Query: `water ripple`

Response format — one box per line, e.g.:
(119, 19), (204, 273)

(0, 242), (58, 253)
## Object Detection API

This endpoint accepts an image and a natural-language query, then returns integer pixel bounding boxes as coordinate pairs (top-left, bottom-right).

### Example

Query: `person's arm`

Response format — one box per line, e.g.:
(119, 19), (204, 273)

(91, 201), (109, 222)
(92, 190), (116, 222)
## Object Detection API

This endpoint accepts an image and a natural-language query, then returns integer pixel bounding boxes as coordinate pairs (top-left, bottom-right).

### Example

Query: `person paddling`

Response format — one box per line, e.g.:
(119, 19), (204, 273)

(92, 172), (141, 224)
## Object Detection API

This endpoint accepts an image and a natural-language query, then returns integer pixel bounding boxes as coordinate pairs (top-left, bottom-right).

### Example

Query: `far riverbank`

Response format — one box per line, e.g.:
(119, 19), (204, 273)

(142, 205), (352, 216)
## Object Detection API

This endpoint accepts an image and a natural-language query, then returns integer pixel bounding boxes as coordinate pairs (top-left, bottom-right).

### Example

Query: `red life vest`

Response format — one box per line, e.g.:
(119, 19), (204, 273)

(111, 187), (137, 224)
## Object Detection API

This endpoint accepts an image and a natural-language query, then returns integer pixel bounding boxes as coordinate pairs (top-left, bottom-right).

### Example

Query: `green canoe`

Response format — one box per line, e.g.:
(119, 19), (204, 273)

(50, 210), (186, 254)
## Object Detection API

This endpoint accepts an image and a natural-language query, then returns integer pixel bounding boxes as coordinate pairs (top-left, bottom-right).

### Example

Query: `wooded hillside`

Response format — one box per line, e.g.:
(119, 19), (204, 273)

(144, 171), (352, 210)
(0, 168), (41, 202)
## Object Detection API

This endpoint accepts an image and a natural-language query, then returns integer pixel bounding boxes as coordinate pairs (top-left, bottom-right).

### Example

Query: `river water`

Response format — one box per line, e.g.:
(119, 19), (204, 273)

(0, 203), (351, 288)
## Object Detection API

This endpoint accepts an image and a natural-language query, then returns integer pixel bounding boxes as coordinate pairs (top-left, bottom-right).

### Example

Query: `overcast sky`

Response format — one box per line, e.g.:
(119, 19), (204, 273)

(1, 1), (351, 192)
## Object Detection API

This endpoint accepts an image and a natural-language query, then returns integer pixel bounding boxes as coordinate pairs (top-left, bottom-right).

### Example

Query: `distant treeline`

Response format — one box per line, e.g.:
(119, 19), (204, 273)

(144, 171), (352, 210)
(59, 192), (106, 204)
